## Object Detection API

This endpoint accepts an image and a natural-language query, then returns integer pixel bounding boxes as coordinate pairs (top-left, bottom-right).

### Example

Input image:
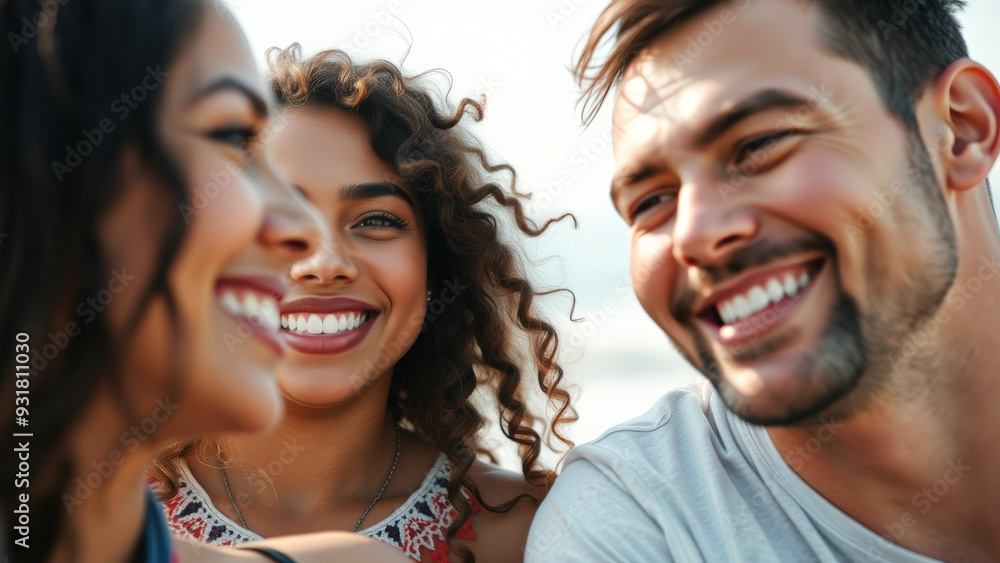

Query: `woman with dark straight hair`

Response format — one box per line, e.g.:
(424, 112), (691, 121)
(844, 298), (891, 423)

(1, 1), (408, 561)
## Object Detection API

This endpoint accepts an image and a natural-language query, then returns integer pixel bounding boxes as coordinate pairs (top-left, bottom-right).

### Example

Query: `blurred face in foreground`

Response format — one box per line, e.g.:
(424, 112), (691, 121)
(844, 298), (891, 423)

(611, 0), (958, 425)
(104, 8), (319, 435)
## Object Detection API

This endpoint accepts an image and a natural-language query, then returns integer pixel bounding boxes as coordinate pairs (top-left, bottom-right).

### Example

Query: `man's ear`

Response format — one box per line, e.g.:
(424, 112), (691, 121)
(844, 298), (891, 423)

(933, 59), (1000, 192)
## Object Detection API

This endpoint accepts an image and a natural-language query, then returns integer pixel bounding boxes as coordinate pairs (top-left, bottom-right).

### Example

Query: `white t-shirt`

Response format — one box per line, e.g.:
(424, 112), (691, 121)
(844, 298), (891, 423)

(525, 382), (941, 562)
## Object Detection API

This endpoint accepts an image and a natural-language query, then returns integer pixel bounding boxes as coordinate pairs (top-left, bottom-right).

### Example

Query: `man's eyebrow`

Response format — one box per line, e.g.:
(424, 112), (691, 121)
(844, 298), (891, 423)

(187, 76), (269, 118)
(695, 89), (812, 148)
(339, 182), (414, 208)
(610, 89), (812, 202)
(611, 165), (664, 204)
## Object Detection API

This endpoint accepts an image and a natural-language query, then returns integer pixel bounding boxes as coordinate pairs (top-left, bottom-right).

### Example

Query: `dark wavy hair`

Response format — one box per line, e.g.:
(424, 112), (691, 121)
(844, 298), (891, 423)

(1, 0), (203, 560)
(148, 44), (578, 561)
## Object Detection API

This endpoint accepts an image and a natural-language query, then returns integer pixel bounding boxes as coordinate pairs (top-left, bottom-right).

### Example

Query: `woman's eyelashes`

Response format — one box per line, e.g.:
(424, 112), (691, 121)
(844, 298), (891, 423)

(207, 125), (261, 156)
(354, 210), (410, 231)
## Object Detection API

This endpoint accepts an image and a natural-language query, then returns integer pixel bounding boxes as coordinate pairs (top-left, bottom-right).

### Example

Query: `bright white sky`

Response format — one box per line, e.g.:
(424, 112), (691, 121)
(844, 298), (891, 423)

(226, 0), (1000, 459)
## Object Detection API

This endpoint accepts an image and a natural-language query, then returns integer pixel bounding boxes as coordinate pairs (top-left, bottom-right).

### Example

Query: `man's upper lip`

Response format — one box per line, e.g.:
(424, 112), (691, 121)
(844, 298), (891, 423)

(216, 274), (286, 300)
(280, 297), (375, 314)
(692, 255), (823, 317)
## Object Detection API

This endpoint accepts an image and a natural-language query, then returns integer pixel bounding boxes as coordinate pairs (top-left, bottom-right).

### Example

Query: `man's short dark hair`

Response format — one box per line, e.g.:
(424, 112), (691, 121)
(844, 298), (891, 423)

(575, 0), (969, 128)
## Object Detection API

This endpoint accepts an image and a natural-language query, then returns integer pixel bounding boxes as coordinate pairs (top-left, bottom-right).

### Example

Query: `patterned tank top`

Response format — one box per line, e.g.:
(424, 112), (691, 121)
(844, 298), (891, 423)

(156, 453), (478, 562)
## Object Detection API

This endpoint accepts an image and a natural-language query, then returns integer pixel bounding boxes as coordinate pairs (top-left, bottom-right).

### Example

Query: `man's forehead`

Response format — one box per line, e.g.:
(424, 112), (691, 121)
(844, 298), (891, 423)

(611, 1), (830, 150)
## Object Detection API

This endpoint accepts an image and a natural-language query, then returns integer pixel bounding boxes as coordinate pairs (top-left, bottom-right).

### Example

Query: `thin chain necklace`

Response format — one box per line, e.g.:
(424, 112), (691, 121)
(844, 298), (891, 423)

(219, 425), (402, 534)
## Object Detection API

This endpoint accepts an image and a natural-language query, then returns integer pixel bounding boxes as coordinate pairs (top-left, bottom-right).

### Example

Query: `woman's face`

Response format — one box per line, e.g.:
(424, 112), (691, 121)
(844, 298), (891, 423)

(270, 106), (429, 407)
(101, 8), (320, 435)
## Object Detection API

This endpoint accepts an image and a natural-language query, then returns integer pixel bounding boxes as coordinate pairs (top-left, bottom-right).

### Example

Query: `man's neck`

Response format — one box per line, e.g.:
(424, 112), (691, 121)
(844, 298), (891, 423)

(767, 271), (1000, 560)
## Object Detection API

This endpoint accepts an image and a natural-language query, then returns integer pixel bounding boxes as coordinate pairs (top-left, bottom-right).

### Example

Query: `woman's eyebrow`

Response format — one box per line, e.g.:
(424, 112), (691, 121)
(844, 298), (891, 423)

(340, 182), (414, 208)
(186, 76), (269, 118)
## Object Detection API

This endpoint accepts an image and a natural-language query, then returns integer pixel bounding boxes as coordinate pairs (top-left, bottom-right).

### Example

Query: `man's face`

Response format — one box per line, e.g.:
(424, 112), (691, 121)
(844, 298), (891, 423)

(611, 0), (957, 425)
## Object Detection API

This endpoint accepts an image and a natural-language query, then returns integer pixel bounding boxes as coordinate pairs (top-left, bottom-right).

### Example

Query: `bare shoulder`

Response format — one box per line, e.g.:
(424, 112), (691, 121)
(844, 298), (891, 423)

(462, 461), (547, 563)
(174, 532), (410, 563)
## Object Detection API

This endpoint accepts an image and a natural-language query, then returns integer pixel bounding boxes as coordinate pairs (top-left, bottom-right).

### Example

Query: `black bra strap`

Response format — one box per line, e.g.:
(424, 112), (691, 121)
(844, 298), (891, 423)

(239, 546), (298, 563)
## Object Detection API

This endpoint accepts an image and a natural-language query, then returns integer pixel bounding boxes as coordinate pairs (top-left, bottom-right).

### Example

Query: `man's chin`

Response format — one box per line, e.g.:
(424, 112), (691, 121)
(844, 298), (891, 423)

(706, 363), (860, 426)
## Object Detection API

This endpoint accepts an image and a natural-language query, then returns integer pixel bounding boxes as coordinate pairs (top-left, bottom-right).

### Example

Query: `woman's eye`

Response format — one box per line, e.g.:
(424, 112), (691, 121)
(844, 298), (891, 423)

(356, 212), (409, 230)
(736, 130), (798, 164)
(207, 126), (258, 152)
(631, 193), (675, 221)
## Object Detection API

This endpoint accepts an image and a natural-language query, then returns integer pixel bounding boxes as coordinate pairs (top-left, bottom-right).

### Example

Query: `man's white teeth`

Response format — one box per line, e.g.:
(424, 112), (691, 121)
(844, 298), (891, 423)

(219, 290), (280, 332)
(281, 312), (367, 335)
(717, 271), (812, 325)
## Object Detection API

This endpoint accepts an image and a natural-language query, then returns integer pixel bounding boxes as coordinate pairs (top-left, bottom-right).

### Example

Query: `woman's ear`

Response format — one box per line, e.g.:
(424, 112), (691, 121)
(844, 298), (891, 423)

(933, 59), (1000, 192)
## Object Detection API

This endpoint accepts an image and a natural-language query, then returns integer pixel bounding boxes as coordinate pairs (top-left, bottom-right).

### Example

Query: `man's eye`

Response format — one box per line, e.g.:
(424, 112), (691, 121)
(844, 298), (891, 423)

(631, 193), (674, 221)
(736, 130), (798, 164)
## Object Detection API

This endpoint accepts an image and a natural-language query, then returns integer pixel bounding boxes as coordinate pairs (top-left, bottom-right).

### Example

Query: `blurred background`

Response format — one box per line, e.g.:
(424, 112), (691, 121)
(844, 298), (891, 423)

(224, 0), (1000, 467)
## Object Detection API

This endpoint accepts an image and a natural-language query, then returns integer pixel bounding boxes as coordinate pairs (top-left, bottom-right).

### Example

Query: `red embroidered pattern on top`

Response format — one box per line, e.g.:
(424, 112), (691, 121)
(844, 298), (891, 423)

(153, 454), (477, 561)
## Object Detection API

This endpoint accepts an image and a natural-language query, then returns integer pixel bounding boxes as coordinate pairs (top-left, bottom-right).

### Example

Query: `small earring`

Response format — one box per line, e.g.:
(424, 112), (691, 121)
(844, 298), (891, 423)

(427, 290), (432, 302)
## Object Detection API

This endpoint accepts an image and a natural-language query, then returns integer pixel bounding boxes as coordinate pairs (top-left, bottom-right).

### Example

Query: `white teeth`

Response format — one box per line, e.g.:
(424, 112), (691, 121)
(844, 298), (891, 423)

(766, 278), (785, 302)
(307, 314), (323, 334)
(281, 315), (288, 329)
(219, 289), (280, 332)
(748, 286), (769, 311)
(715, 269), (814, 325)
(283, 311), (369, 335)
(221, 291), (241, 315)
(720, 301), (736, 325)
(323, 314), (338, 333)
(784, 273), (799, 296)
(733, 295), (751, 319)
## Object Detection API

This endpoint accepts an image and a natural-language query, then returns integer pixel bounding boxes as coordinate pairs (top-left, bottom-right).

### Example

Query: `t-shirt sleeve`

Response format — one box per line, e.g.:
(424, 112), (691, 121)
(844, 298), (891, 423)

(525, 454), (670, 563)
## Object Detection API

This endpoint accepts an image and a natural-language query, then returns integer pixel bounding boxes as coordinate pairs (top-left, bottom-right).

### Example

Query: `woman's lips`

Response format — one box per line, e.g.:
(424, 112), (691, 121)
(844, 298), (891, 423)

(279, 298), (379, 355)
(215, 276), (286, 357)
(279, 312), (377, 354)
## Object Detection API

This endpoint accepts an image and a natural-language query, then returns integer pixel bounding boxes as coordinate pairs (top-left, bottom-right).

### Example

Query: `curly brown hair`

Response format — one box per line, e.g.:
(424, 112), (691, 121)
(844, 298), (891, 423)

(148, 44), (577, 561)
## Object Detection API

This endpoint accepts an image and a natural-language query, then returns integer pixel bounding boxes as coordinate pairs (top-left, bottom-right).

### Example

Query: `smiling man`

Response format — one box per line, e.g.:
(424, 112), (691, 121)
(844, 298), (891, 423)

(526, 0), (1000, 561)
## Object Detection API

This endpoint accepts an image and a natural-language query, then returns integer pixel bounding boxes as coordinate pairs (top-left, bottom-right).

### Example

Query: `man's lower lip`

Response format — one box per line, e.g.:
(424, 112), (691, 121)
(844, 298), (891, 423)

(707, 263), (824, 349)
(220, 310), (285, 358)
(279, 318), (375, 354)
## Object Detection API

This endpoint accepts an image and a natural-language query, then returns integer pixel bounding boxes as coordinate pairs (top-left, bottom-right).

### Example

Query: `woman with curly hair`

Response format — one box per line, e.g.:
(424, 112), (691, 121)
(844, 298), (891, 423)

(149, 44), (577, 562)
